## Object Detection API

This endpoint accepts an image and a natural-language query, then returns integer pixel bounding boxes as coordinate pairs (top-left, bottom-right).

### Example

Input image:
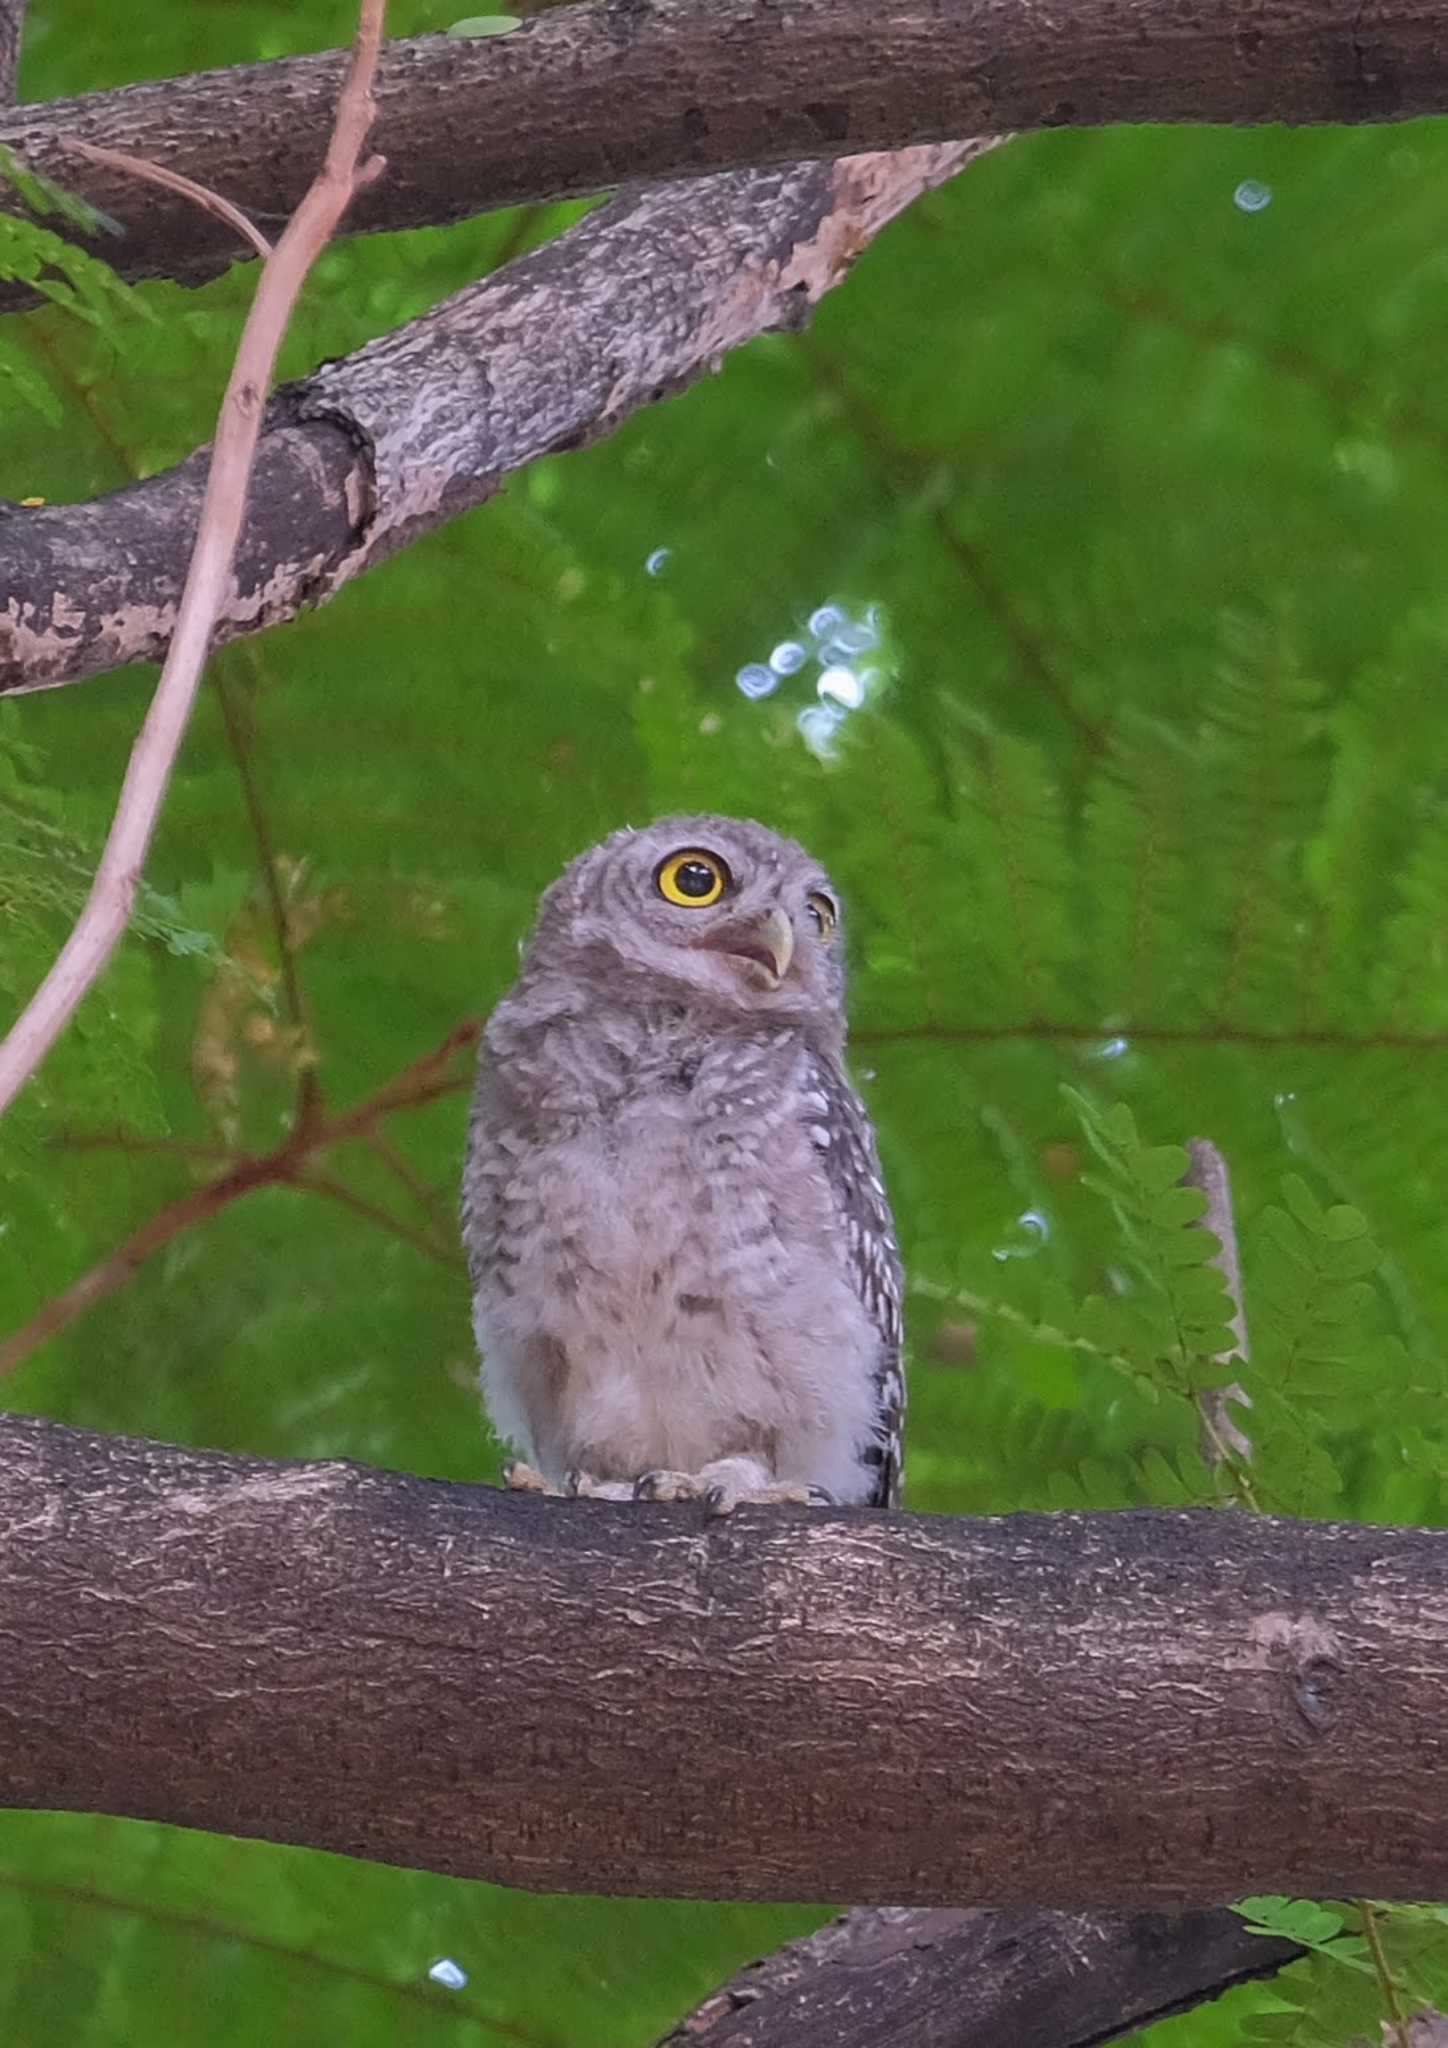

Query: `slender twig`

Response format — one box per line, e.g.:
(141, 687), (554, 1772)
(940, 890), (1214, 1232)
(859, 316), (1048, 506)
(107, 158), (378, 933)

(46, 1130), (234, 1161)
(212, 657), (323, 1130)
(55, 138), (273, 259)
(321, 1019), (480, 1133)
(298, 1169), (465, 1271)
(0, 1156), (280, 1377)
(0, 0), (388, 1119)
(1183, 1137), (1255, 1498)
(365, 1128), (455, 1236)
(0, 1019), (478, 1379)
(211, 668), (310, 1040)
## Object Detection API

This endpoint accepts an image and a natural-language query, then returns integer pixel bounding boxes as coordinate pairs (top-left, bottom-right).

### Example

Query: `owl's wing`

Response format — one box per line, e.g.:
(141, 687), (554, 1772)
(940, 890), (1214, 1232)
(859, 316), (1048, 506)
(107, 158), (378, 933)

(804, 1054), (906, 1509)
(460, 1066), (512, 1291)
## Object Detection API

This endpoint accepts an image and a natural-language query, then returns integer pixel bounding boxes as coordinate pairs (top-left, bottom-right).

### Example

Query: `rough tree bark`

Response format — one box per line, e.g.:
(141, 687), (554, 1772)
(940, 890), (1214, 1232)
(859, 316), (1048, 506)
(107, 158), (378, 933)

(0, 144), (984, 697)
(659, 1903), (1302, 2047)
(4, 1411), (1447, 1907)
(0, 0), (1439, 295)
(0, 0), (23, 107)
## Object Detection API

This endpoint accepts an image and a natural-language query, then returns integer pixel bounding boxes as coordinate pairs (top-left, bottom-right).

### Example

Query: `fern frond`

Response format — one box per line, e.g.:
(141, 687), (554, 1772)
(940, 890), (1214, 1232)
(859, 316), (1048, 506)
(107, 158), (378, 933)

(0, 144), (123, 239)
(827, 712), (976, 1031)
(1245, 1173), (1401, 1510)
(1082, 710), (1203, 1022)
(941, 701), (1076, 1021)
(1065, 1085), (1239, 1394)
(1192, 617), (1328, 1031)
(0, 210), (152, 332)
(1372, 802), (1448, 1031)
(1229, 1900), (1448, 2047)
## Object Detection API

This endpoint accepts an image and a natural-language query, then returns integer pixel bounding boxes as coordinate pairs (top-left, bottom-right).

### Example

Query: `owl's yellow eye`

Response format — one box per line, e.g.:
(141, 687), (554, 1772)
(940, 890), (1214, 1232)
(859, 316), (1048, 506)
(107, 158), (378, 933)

(806, 891), (838, 938)
(655, 848), (730, 908)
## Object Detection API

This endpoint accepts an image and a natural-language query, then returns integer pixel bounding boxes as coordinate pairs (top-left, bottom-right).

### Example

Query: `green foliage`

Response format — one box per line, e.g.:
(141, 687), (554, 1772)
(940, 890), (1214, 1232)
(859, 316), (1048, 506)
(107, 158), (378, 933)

(0, 147), (153, 424)
(1063, 1089), (1238, 1392)
(6, 4), (1448, 2038)
(0, 143), (122, 239)
(1218, 1900), (1448, 2048)
(1245, 1177), (1411, 1511)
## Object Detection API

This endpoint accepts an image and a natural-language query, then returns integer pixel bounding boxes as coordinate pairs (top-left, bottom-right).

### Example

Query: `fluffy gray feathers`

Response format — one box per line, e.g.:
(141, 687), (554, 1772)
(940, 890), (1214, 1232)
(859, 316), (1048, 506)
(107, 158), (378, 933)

(462, 814), (905, 1508)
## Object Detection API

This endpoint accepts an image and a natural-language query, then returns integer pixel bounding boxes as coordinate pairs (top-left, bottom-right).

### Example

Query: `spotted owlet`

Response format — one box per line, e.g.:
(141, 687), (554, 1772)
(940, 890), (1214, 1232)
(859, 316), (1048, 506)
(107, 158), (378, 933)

(461, 814), (904, 1514)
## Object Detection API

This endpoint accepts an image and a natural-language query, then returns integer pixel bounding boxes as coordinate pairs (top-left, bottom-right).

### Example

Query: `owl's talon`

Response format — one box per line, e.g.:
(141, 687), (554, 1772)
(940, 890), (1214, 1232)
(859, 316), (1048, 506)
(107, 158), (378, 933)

(704, 1479), (836, 1516)
(564, 1468), (635, 1502)
(502, 1459), (555, 1494)
(634, 1468), (706, 1503)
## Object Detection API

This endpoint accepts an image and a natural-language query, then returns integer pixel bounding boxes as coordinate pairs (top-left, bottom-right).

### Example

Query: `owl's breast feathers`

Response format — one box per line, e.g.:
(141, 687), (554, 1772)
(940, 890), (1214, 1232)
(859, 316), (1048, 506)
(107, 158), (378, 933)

(464, 993), (902, 1506)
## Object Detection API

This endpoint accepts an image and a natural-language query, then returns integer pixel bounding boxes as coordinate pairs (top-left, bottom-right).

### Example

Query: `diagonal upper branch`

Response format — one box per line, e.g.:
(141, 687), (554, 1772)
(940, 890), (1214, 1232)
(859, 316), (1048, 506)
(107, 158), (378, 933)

(0, 144), (986, 696)
(4, 1408), (1448, 1906)
(1, 0), (1442, 297)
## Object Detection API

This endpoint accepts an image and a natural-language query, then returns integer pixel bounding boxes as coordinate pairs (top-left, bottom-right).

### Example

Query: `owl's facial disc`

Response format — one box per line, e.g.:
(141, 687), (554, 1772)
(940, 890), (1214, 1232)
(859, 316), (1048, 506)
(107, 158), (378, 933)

(697, 904), (795, 990)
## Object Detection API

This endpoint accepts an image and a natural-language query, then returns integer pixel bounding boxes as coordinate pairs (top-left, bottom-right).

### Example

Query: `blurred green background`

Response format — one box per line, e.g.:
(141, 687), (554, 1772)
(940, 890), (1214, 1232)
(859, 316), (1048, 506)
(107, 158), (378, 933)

(4, 1), (1448, 2041)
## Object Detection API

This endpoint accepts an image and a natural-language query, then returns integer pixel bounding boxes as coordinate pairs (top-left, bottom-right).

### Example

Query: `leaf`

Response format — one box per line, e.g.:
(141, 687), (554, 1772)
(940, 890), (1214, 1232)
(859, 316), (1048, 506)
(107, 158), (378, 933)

(1150, 1185), (1210, 1228)
(1137, 1143), (1192, 1195)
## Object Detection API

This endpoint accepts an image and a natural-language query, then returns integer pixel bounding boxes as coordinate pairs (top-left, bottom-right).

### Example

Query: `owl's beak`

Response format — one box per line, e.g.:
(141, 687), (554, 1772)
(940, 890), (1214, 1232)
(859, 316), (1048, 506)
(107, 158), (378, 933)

(703, 905), (795, 987)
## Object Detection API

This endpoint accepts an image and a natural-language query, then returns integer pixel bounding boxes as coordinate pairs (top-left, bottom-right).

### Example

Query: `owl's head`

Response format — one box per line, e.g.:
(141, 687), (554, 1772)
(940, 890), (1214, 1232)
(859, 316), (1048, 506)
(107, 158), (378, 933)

(523, 814), (847, 1032)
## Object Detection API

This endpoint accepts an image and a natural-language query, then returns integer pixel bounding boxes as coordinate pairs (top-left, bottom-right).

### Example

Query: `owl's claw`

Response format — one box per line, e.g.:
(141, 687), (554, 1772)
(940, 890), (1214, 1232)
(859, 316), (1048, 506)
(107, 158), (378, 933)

(633, 1466), (835, 1515)
(502, 1461), (635, 1501)
(502, 1459), (556, 1494)
(633, 1468), (706, 1503)
(520, 1461), (839, 1511)
(564, 1468), (635, 1502)
(704, 1480), (836, 1517)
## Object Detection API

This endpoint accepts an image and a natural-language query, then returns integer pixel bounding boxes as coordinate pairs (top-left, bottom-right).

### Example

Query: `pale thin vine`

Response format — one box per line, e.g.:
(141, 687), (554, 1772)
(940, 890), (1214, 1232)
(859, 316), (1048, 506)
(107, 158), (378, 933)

(0, 0), (388, 1117)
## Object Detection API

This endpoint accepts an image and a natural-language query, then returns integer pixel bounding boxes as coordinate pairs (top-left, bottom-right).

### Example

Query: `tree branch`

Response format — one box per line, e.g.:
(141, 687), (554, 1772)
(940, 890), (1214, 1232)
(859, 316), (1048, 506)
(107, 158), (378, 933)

(3, 1409), (1447, 1906)
(0, 0), (389, 1113)
(0, 143), (986, 697)
(657, 1902), (1302, 2048)
(2, 0), (1442, 297)
(0, 1018), (479, 1375)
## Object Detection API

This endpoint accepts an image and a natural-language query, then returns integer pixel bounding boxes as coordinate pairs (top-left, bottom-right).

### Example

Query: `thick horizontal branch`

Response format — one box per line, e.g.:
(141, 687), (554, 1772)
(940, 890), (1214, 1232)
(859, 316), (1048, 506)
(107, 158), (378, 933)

(0, 145), (981, 695)
(1, 0), (1440, 296)
(4, 1410), (1448, 1905)
(659, 1902), (1302, 2047)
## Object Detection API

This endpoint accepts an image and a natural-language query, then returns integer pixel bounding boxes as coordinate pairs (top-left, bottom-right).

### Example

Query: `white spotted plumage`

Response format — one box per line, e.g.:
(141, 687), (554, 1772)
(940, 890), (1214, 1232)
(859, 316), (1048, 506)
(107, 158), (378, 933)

(462, 814), (905, 1509)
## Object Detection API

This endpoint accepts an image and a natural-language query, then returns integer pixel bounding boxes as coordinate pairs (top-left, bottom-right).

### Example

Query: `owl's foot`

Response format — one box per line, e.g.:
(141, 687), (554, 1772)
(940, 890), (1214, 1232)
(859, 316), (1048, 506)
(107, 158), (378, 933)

(634, 1459), (835, 1517)
(502, 1457), (646, 1501)
(502, 1459), (638, 1502)
(632, 1468), (708, 1503)
(564, 1467), (635, 1503)
(502, 1459), (556, 1494)
(707, 1479), (836, 1516)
